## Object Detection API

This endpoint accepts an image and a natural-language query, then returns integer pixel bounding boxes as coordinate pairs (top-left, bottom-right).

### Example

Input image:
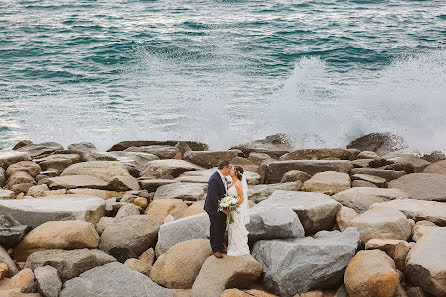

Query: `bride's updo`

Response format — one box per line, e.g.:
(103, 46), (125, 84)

(235, 166), (244, 181)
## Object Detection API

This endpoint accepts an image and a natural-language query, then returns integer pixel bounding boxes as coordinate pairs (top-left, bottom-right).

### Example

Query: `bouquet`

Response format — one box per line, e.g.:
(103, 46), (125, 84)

(218, 195), (239, 224)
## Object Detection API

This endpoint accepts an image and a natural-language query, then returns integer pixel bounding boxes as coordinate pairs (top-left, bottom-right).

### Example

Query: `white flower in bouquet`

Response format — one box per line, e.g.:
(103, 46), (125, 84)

(218, 195), (239, 224)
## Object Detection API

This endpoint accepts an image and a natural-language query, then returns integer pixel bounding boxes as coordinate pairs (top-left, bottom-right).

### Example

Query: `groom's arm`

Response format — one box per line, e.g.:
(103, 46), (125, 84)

(207, 178), (219, 211)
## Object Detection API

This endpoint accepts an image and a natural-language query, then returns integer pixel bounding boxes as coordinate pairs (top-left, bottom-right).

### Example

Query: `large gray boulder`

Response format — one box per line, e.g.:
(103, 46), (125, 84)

(232, 133), (294, 158)
(255, 190), (342, 234)
(25, 249), (117, 283)
(332, 187), (410, 214)
(248, 182), (301, 200)
(0, 195), (105, 228)
(183, 151), (239, 168)
(266, 160), (353, 183)
(157, 213), (209, 255)
(59, 262), (175, 297)
(405, 227), (446, 297)
(141, 159), (204, 178)
(370, 199), (446, 226)
(350, 207), (411, 243)
(388, 173), (446, 201)
(247, 208), (305, 243)
(153, 182), (207, 201)
(252, 228), (360, 296)
(36, 154), (82, 172)
(0, 150), (30, 169)
(35, 265), (62, 297)
(107, 140), (208, 152)
(99, 215), (162, 262)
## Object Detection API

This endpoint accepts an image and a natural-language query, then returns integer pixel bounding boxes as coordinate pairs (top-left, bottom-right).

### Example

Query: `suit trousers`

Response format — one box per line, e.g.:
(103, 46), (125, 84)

(208, 211), (227, 253)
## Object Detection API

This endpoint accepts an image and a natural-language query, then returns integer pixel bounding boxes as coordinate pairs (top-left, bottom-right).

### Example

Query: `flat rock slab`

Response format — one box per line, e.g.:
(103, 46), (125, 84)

(252, 228), (360, 296)
(141, 159), (204, 178)
(254, 190), (341, 235)
(303, 171), (351, 195)
(107, 140), (208, 152)
(0, 195), (105, 228)
(248, 182), (301, 200)
(332, 187), (409, 214)
(153, 183), (207, 201)
(48, 175), (108, 189)
(59, 262), (175, 297)
(61, 161), (131, 182)
(388, 173), (446, 201)
(266, 160), (353, 184)
(0, 151), (30, 169)
(370, 199), (446, 226)
(350, 168), (406, 182)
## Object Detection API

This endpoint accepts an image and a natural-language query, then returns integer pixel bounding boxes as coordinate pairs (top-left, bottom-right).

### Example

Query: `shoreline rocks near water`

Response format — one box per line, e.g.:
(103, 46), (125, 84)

(0, 132), (445, 297)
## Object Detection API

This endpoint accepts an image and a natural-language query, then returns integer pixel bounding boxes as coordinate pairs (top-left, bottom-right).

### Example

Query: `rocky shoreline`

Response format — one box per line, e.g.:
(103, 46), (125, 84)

(0, 133), (445, 297)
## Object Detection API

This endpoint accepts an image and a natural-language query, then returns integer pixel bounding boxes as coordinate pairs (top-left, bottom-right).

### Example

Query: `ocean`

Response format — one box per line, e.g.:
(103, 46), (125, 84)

(1, 0), (445, 152)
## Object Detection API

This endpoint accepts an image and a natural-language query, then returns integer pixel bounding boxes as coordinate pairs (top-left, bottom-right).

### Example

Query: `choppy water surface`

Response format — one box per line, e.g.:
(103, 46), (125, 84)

(1, 0), (445, 152)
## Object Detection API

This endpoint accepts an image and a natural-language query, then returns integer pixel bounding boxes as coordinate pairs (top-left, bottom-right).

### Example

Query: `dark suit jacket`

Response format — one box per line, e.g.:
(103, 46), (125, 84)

(204, 171), (226, 214)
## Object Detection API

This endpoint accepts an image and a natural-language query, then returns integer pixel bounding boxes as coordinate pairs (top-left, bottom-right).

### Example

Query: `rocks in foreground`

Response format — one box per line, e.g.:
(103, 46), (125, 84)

(59, 262), (175, 297)
(255, 190), (341, 235)
(252, 228), (360, 296)
(191, 254), (263, 297)
(0, 194), (105, 228)
(344, 250), (400, 297)
(405, 227), (446, 296)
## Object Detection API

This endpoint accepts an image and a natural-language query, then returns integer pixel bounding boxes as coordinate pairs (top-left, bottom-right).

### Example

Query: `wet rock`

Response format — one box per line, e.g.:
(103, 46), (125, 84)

(107, 140), (208, 152)
(183, 151), (239, 168)
(388, 173), (446, 201)
(252, 228), (360, 296)
(303, 171), (351, 195)
(281, 148), (359, 161)
(346, 133), (407, 156)
(125, 145), (181, 159)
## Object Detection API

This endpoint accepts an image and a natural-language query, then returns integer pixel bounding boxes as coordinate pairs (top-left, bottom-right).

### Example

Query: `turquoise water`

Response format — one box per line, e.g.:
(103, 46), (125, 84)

(1, 0), (445, 152)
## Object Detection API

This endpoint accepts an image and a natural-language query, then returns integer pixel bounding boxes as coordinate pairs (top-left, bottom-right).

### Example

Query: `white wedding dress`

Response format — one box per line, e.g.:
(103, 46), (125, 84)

(226, 176), (250, 256)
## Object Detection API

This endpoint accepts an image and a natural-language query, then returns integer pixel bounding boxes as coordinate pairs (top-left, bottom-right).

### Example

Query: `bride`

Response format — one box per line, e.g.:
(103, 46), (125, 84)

(226, 166), (250, 256)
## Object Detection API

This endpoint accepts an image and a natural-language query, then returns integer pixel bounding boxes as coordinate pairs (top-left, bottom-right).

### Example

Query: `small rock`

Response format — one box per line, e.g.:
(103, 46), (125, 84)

(138, 248), (155, 266)
(336, 206), (359, 232)
(34, 266), (62, 297)
(365, 239), (411, 270)
(134, 197), (148, 209)
(114, 203), (142, 219)
(124, 258), (151, 276)
(8, 268), (34, 289)
(0, 215), (31, 248)
(6, 161), (41, 178)
(0, 262), (8, 279)
(145, 199), (189, 220)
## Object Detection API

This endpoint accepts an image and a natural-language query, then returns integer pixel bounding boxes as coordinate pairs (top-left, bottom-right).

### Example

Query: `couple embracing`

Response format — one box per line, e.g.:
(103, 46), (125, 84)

(203, 160), (250, 258)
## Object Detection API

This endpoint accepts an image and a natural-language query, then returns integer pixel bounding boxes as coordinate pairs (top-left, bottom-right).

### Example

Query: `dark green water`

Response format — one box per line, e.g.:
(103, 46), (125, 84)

(1, 0), (445, 152)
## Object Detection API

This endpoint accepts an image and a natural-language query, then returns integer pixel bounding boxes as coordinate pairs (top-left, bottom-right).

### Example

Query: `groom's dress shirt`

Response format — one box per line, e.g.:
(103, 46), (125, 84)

(218, 170), (228, 192)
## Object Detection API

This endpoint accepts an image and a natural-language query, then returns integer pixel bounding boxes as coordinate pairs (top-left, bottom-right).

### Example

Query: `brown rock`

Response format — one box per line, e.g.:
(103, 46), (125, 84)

(145, 199), (189, 220)
(336, 206), (359, 232)
(303, 171), (351, 195)
(124, 258), (151, 276)
(388, 173), (446, 201)
(181, 201), (205, 218)
(134, 197), (148, 209)
(138, 248), (155, 266)
(66, 188), (119, 200)
(346, 133), (407, 156)
(6, 161), (41, 178)
(61, 161), (132, 182)
(423, 159), (446, 175)
(0, 151), (31, 170)
(0, 263), (8, 280)
(365, 239), (411, 270)
(280, 170), (311, 183)
(9, 268), (35, 289)
(48, 175), (108, 189)
(141, 160), (204, 179)
(106, 175), (141, 191)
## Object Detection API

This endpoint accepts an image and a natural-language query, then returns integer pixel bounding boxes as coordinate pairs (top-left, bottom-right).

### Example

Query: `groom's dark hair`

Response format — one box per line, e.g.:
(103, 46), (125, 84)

(218, 160), (230, 170)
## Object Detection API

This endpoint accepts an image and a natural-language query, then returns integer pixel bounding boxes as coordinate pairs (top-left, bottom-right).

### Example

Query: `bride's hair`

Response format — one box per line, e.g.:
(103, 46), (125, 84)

(234, 166), (244, 180)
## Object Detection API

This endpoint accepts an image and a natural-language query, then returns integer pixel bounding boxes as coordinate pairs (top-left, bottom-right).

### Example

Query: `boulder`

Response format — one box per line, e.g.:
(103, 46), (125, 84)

(0, 189), (15, 199)
(183, 151), (239, 168)
(0, 195), (105, 228)
(0, 215), (31, 248)
(254, 191), (341, 235)
(181, 201), (206, 218)
(59, 262), (175, 297)
(351, 180), (378, 188)
(114, 203), (142, 219)
(157, 213), (209, 255)
(141, 160), (204, 178)
(6, 161), (41, 178)
(351, 174), (386, 187)
(303, 171), (351, 195)
(34, 266), (62, 297)
(139, 178), (177, 192)
(25, 249), (116, 283)
(336, 206), (359, 232)
(383, 153), (431, 173)
(107, 140), (208, 152)
(150, 239), (212, 289)
(358, 151), (381, 159)
(35, 154), (81, 172)
(252, 228), (360, 296)
(280, 170), (311, 183)
(344, 250), (400, 297)
(365, 239), (411, 270)
(405, 227), (446, 296)
(346, 133), (407, 156)
(154, 183), (207, 201)
(95, 217), (114, 235)
(0, 167), (6, 187)
(106, 175), (140, 191)
(247, 208), (305, 243)
(67, 142), (97, 153)
(423, 159), (446, 175)
(370, 199), (446, 226)
(26, 184), (49, 197)
(47, 175), (108, 189)
(411, 221), (439, 241)
(99, 215), (162, 262)
(332, 187), (409, 214)
(350, 168), (406, 182)
(248, 182), (301, 200)
(266, 160), (353, 184)
(14, 220), (100, 261)
(145, 199), (189, 220)
(191, 254), (263, 297)
(388, 173), (446, 201)
(248, 152), (275, 165)
(108, 151), (159, 172)
(0, 245), (19, 277)
(350, 207), (411, 243)
(124, 258), (152, 276)
(231, 134), (294, 158)
(0, 151), (30, 170)
(61, 161), (132, 182)
(66, 188), (119, 200)
(281, 148), (359, 161)
(125, 145), (180, 159)
(6, 171), (35, 189)
(16, 142), (64, 158)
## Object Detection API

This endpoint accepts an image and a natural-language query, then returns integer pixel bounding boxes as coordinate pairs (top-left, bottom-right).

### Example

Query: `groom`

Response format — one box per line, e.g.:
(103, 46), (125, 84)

(204, 160), (231, 258)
